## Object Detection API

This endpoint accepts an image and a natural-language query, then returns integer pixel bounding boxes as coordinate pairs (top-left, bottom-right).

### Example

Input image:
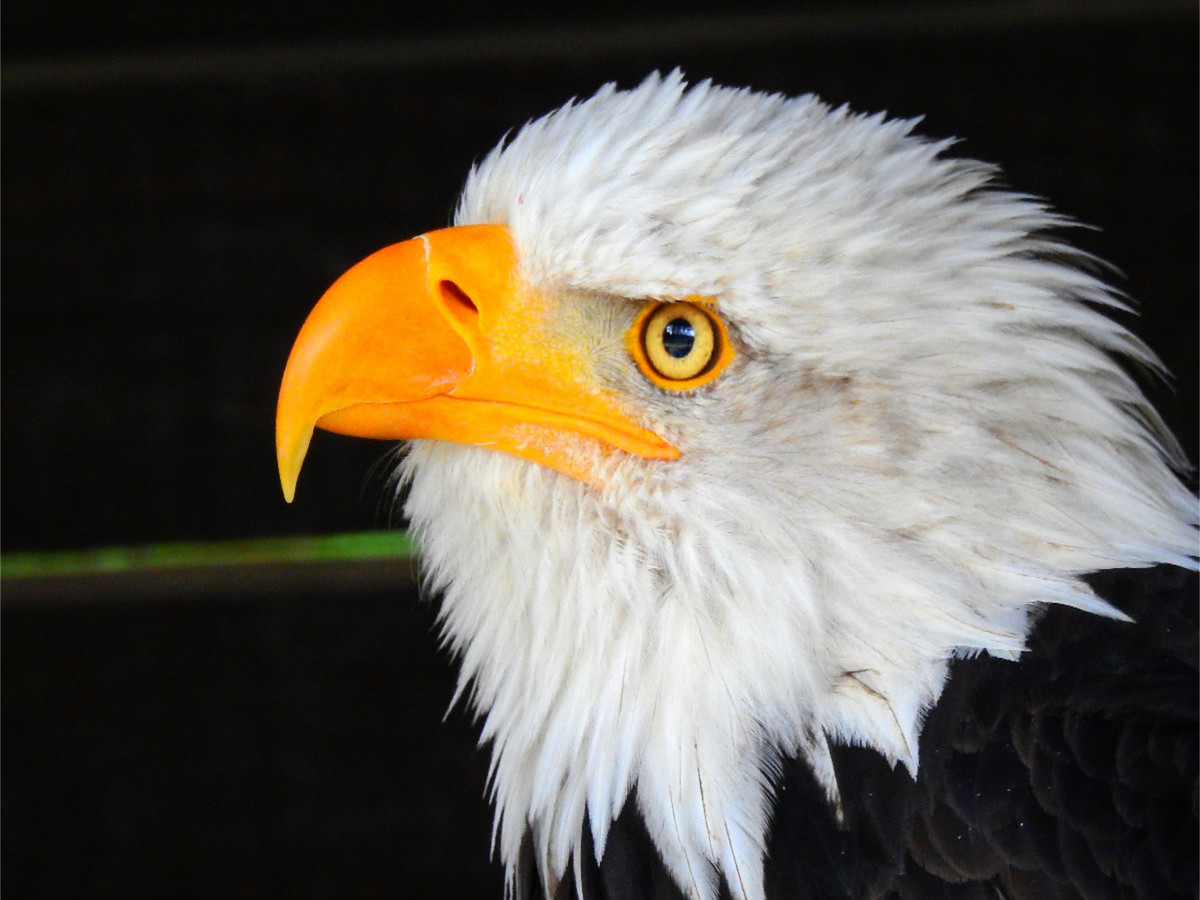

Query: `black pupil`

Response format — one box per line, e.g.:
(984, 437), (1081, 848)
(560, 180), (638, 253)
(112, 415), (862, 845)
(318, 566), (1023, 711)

(661, 318), (695, 358)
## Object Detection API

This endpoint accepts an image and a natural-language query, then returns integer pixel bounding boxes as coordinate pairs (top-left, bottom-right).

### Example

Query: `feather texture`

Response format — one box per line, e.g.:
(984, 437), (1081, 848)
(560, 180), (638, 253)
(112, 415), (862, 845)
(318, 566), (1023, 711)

(396, 72), (1197, 899)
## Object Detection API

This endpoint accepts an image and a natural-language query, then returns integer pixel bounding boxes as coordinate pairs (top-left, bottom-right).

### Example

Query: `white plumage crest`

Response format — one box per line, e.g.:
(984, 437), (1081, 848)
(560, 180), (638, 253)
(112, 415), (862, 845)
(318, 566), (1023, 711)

(399, 72), (1197, 900)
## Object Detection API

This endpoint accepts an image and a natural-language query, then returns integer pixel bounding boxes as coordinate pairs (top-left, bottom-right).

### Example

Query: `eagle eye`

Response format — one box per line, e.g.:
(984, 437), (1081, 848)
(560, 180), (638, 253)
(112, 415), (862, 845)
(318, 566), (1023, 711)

(629, 299), (734, 390)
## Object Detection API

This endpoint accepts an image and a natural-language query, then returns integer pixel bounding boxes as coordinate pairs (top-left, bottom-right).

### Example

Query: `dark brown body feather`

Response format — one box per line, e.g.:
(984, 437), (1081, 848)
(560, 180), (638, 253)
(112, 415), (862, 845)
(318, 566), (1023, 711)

(521, 566), (1197, 900)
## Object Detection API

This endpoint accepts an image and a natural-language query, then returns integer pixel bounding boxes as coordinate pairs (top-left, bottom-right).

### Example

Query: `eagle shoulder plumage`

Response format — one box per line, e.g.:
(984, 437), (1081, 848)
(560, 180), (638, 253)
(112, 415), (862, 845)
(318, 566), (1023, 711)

(276, 72), (1198, 900)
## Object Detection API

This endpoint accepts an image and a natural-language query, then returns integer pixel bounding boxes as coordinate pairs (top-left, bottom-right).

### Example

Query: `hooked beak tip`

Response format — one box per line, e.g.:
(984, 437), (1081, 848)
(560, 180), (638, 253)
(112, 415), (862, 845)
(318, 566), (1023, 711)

(276, 422), (312, 504)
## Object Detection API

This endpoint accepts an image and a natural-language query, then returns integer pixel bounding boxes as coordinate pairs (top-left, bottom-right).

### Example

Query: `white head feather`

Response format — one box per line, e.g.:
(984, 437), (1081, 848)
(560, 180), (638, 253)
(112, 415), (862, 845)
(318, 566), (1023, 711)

(396, 72), (1198, 900)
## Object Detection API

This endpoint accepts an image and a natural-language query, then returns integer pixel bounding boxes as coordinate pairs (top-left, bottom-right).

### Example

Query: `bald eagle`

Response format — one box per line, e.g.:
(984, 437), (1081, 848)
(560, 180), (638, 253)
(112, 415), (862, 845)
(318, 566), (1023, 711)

(276, 73), (1198, 900)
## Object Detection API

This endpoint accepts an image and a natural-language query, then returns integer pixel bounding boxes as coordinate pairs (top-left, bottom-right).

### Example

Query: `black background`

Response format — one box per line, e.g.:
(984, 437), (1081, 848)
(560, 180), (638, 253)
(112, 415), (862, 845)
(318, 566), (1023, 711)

(3, 2), (1196, 897)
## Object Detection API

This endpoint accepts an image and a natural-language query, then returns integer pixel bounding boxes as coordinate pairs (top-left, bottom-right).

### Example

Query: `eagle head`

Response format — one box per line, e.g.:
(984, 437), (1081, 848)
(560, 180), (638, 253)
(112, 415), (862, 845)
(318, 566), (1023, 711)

(276, 72), (1196, 899)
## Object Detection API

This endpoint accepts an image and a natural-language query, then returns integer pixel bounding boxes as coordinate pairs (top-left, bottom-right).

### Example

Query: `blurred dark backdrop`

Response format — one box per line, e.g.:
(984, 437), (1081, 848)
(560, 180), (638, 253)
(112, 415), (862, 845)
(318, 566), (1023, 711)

(3, 2), (1196, 897)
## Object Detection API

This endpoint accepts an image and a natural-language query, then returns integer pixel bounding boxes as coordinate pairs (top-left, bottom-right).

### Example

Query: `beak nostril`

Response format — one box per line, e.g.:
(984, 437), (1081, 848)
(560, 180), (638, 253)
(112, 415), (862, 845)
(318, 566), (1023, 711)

(438, 279), (479, 327)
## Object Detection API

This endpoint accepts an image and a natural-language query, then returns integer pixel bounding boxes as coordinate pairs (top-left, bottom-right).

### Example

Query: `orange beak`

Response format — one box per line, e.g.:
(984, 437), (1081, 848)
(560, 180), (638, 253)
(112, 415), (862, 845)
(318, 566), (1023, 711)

(276, 224), (678, 501)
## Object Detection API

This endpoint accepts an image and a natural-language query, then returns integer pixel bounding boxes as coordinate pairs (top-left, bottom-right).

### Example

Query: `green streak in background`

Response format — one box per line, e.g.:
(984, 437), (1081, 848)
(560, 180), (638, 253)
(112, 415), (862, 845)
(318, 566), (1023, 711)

(1, 532), (417, 579)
